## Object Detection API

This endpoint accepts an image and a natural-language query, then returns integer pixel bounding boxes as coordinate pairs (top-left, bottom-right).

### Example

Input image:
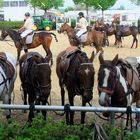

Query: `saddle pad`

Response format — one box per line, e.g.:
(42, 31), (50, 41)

(125, 57), (138, 67)
(26, 32), (35, 44)
(80, 32), (88, 43)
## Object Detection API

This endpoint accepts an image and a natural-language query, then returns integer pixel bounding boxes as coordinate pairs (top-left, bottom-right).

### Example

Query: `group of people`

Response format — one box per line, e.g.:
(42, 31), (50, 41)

(19, 11), (89, 49)
(19, 11), (121, 49)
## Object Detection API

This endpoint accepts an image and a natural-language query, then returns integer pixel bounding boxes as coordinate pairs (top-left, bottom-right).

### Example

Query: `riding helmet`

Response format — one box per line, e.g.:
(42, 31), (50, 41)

(25, 12), (30, 17)
(78, 12), (84, 17)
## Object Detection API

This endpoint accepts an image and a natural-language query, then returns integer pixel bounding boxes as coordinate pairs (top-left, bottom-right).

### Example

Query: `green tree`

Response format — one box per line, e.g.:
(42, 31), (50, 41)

(91, 0), (116, 21)
(130, 0), (140, 5)
(73, 0), (116, 19)
(27, 0), (64, 13)
(118, 5), (125, 10)
(73, 0), (97, 15)
(0, 0), (3, 7)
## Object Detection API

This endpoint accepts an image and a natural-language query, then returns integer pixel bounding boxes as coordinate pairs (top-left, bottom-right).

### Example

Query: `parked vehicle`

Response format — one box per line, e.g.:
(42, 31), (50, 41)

(33, 15), (53, 31)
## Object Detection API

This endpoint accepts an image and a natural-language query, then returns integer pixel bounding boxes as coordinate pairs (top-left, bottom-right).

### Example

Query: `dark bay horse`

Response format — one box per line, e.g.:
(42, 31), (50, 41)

(93, 23), (116, 46)
(58, 23), (104, 55)
(56, 46), (95, 124)
(19, 52), (51, 123)
(0, 28), (58, 63)
(0, 52), (17, 120)
(98, 53), (140, 129)
(115, 26), (138, 48)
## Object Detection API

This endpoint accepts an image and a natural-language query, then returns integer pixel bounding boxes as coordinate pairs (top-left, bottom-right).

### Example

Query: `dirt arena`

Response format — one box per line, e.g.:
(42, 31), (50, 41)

(0, 31), (140, 123)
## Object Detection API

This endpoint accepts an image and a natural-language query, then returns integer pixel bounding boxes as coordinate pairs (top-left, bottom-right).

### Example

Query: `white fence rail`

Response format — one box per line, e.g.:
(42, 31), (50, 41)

(0, 104), (140, 113)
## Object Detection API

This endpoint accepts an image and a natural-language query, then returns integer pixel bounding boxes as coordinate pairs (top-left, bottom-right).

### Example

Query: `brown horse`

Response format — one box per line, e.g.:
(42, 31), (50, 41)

(98, 53), (140, 129)
(19, 52), (51, 123)
(56, 46), (95, 124)
(115, 25), (138, 48)
(58, 23), (104, 55)
(0, 28), (58, 63)
(94, 23), (117, 46)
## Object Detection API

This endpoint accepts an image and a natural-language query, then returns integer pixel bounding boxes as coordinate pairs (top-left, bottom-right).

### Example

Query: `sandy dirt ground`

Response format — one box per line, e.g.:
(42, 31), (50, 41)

(0, 31), (140, 123)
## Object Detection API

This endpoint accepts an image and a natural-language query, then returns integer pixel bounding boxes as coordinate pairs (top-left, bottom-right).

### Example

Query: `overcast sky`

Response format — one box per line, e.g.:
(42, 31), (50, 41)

(63, 0), (140, 10)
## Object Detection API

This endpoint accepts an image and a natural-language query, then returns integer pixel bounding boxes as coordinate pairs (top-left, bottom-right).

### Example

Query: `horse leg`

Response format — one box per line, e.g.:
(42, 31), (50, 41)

(42, 99), (47, 120)
(136, 100), (140, 131)
(17, 48), (21, 63)
(28, 96), (35, 124)
(61, 87), (65, 106)
(3, 95), (11, 121)
(131, 37), (135, 48)
(45, 48), (53, 65)
(81, 99), (86, 124)
(135, 37), (138, 48)
(68, 94), (74, 125)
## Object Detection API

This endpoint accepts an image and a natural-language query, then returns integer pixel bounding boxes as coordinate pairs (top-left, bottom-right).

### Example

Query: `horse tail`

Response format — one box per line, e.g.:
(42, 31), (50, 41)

(50, 32), (58, 42)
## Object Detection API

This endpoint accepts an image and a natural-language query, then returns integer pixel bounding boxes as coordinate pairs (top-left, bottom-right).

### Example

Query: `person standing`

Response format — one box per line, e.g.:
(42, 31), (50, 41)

(18, 12), (34, 50)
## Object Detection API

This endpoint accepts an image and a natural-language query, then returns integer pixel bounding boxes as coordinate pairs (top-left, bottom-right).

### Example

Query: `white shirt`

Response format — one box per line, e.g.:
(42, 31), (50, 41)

(78, 17), (88, 30)
(23, 17), (34, 30)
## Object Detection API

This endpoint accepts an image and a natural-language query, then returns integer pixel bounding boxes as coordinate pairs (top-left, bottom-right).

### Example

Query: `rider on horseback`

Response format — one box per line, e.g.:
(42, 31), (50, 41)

(75, 12), (88, 48)
(18, 12), (34, 50)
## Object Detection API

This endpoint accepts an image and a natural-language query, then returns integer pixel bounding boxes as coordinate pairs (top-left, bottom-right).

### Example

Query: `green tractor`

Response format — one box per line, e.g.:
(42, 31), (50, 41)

(33, 15), (53, 31)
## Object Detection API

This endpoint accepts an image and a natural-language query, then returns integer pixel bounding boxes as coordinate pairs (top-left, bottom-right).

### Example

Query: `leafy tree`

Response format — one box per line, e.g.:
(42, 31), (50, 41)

(91, 0), (116, 20)
(73, 0), (97, 15)
(73, 0), (116, 19)
(27, 0), (64, 13)
(64, 7), (74, 12)
(117, 5), (125, 10)
(0, 0), (3, 7)
(130, 0), (140, 5)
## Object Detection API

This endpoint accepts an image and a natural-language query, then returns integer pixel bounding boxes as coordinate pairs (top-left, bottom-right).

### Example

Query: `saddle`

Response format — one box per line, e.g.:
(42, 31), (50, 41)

(79, 32), (88, 43)
(0, 52), (15, 79)
(59, 47), (81, 86)
(25, 31), (35, 44)
(21, 52), (40, 80)
(119, 57), (140, 93)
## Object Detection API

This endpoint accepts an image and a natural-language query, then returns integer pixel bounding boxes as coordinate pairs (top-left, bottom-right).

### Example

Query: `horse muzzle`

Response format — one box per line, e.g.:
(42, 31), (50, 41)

(0, 36), (3, 41)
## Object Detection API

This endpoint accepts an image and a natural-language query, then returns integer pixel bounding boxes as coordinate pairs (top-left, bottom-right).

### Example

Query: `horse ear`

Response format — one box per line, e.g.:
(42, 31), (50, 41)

(90, 51), (95, 63)
(99, 53), (104, 64)
(112, 54), (118, 66)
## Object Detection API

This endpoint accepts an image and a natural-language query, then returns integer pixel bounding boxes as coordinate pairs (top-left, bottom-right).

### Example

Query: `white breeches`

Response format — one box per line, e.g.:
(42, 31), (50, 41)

(76, 29), (87, 37)
(20, 29), (33, 38)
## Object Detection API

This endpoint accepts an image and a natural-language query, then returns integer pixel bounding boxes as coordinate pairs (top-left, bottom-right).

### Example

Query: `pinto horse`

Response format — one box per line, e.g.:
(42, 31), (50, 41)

(58, 23), (104, 55)
(0, 52), (17, 120)
(56, 47), (95, 124)
(98, 53), (140, 129)
(0, 28), (58, 63)
(19, 52), (51, 123)
(115, 26), (138, 48)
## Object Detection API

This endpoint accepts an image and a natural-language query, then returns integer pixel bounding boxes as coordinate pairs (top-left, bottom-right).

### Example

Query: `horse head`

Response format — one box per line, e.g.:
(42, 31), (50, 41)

(0, 28), (20, 42)
(77, 51), (95, 102)
(98, 53), (128, 110)
(0, 29), (8, 41)
(33, 55), (51, 103)
(58, 23), (72, 33)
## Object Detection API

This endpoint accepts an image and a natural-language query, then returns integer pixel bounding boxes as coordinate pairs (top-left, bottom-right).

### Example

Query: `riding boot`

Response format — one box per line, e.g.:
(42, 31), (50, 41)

(75, 35), (83, 48)
(19, 37), (27, 50)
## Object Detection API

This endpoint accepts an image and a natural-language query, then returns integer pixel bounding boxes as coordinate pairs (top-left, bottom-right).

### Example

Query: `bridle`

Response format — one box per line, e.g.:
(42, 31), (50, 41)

(77, 62), (94, 95)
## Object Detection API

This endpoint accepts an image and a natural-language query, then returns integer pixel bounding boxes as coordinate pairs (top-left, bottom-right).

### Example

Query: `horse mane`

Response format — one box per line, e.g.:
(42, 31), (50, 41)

(5, 28), (20, 41)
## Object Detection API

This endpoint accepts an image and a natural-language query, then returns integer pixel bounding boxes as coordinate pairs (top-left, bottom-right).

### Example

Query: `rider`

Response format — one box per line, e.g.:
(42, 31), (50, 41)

(75, 12), (88, 48)
(18, 12), (34, 50)
(115, 16), (120, 31)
